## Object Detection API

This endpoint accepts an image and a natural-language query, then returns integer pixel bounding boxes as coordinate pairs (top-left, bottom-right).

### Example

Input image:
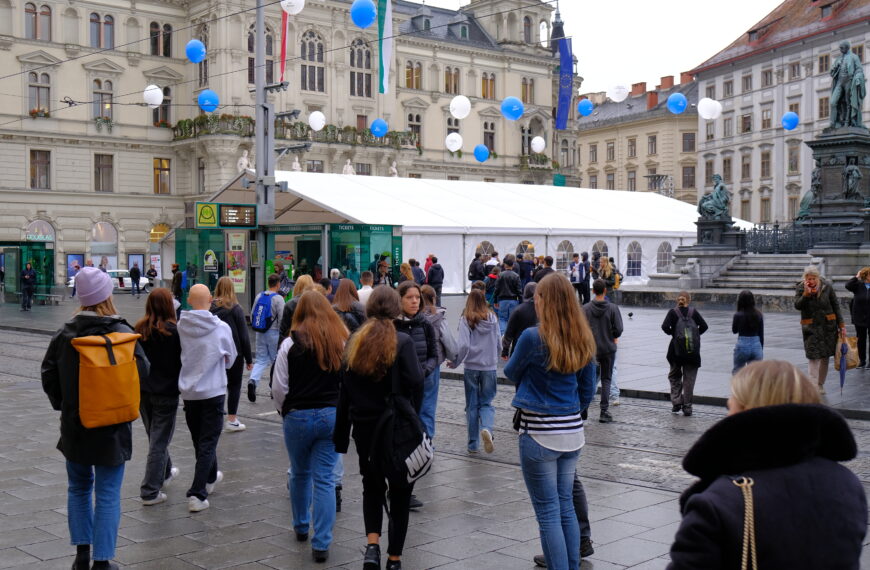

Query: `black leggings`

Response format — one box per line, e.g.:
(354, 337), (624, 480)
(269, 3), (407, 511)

(226, 355), (244, 415)
(857, 326), (869, 365)
(353, 422), (414, 557)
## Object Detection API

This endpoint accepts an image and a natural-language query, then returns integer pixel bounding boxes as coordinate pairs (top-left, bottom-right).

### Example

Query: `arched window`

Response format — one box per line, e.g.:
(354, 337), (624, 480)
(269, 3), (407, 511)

(89, 12), (100, 47)
(405, 61), (413, 88)
(25, 3), (37, 39)
(150, 22), (160, 55)
(152, 87), (170, 124)
(26, 220), (55, 242)
(561, 139), (569, 166)
(482, 72), (493, 99)
(528, 78), (534, 104)
(197, 25), (208, 86)
(92, 79), (113, 119)
(407, 113), (421, 137)
(162, 23), (172, 57)
(103, 15), (113, 49)
(248, 24), (275, 84)
(483, 121), (495, 151)
(28, 72), (50, 112)
(0, 0), (13, 36)
(350, 38), (371, 97)
(475, 240), (496, 257)
(626, 241), (642, 277)
(444, 66), (460, 94)
(591, 240), (608, 261)
(523, 16), (531, 43)
(539, 21), (548, 47)
(414, 62), (422, 89)
(38, 4), (51, 41)
(447, 117), (459, 135)
(521, 77), (528, 103)
(91, 222), (118, 270)
(555, 240), (574, 272)
(656, 242), (673, 273)
(300, 30), (325, 92)
(516, 240), (535, 259)
(26, 3), (50, 40)
(150, 223), (170, 242)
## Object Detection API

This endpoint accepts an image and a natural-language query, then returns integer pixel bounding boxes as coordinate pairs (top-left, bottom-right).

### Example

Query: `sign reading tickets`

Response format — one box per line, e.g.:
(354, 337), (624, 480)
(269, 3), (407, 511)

(195, 203), (219, 228)
(226, 232), (247, 293)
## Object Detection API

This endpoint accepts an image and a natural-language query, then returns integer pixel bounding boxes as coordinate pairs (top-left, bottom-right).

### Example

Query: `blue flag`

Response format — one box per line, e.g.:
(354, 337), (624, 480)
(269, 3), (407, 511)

(556, 38), (573, 130)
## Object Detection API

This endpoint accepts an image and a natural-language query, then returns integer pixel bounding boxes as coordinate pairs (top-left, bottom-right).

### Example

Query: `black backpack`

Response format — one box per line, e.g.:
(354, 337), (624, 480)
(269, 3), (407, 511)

(369, 362), (434, 489)
(672, 307), (700, 359)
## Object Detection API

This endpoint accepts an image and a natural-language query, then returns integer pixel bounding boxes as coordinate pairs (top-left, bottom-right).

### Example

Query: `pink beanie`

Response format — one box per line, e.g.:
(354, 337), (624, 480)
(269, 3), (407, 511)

(75, 266), (114, 307)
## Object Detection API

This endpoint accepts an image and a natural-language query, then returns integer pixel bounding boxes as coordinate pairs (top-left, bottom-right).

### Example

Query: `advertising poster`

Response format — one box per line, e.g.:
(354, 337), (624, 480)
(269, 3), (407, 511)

(226, 232), (247, 293)
(203, 250), (218, 272)
(149, 254), (161, 277)
(128, 254), (144, 272)
(66, 254), (84, 280)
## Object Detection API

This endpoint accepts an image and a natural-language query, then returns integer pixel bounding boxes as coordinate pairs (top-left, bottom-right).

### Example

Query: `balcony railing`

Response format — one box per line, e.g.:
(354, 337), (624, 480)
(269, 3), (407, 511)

(519, 153), (553, 170)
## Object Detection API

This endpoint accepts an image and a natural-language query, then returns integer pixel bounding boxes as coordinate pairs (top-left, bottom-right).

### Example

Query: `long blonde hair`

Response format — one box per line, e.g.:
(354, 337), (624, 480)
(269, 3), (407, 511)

(730, 360), (820, 411)
(535, 273), (595, 373)
(293, 274), (315, 297)
(212, 276), (238, 309)
(79, 297), (118, 317)
(598, 257), (613, 279)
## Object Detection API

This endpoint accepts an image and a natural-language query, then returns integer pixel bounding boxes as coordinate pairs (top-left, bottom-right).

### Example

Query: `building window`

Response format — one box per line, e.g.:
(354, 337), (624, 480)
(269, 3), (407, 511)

(647, 135), (657, 155)
(162, 24), (172, 57)
(94, 154), (113, 192)
(705, 84), (715, 99)
(705, 159), (714, 185)
(589, 175), (598, 189)
(30, 150), (50, 189)
(249, 24), (275, 84)
(589, 144), (597, 163)
(350, 38), (372, 97)
(197, 25), (208, 87)
(90, 13), (100, 47)
(407, 113), (421, 137)
(153, 158), (170, 194)
(92, 80), (113, 120)
(447, 117), (460, 135)
(301, 30), (325, 92)
(197, 157), (206, 193)
(761, 108), (772, 129)
(149, 22), (172, 56)
(706, 121), (715, 141)
(682, 166), (695, 189)
(723, 156), (733, 183)
(405, 61), (413, 88)
(646, 167), (657, 190)
(819, 54), (830, 73)
(306, 160), (324, 173)
(521, 77), (534, 104)
(521, 126), (532, 155)
(761, 69), (773, 87)
(819, 96), (830, 119)
(741, 114), (752, 133)
(682, 132), (696, 152)
(355, 163), (372, 176)
(788, 146), (800, 173)
(606, 141), (615, 161)
(152, 87), (170, 125)
(723, 117), (733, 137)
(626, 241), (642, 277)
(627, 138), (636, 158)
(852, 44), (864, 62)
(447, 175), (460, 181)
(789, 195), (799, 219)
(741, 74), (752, 93)
(723, 79), (733, 97)
(741, 154), (751, 180)
(627, 170), (636, 191)
(414, 62), (422, 89)
(560, 139), (569, 167)
(483, 121), (495, 151)
(28, 72), (50, 113)
(88, 13), (113, 49)
(789, 102), (800, 115)
(25, 4), (51, 41)
(481, 72), (495, 99)
(821, 3), (833, 18)
(656, 241), (673, 272)
(356, 114), (367, 130)
(761, 150), (771, 178)
(523, 16), (531, 43)
(760, 197), (771, 222)
(789, 62), (801, 80)
(408, 173), (422, 179)
(741, 198), (751, 221)
(444, 66), (460, 95)
(606, 173), (615, 190)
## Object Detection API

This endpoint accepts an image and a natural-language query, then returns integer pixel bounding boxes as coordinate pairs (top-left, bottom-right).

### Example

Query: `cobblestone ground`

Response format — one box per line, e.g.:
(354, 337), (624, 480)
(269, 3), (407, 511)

(0, 329), (868, 569)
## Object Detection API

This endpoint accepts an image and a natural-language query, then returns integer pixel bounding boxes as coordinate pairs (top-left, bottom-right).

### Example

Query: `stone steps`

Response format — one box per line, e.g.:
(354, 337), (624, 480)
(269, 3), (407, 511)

(707, 253), (813, 290)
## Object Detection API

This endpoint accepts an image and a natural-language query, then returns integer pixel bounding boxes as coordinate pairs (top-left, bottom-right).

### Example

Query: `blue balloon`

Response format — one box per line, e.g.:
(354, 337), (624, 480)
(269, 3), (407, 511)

(782, 111), (799, 130)
(185, 39), (206, 64)
(473, 144), (490, 162)
(370, 118), (388, 138)
(500, 96), (525, 121)
(577, 99), (594, 117)
(197, 89), (219, 113)
(667, 92), (688, 114)
(350, 0), (377, 29)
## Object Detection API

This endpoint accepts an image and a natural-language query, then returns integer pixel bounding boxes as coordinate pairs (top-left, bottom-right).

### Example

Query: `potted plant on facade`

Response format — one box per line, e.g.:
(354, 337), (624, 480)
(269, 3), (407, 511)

(29, 108), (49, 118)
(94, 116), (114, 132)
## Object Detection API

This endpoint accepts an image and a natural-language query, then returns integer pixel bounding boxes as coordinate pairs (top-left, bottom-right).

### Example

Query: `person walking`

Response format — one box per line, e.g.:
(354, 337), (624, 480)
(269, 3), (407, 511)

(583, 279), (623, 424)
(210, 277), (253, 427)
(505, 273), (598, 570)
(335, 286), (424, 570)
(129, 263), (142, 299)
(273, 291), (348, 563)
(452, 289), (500, 453)
(419, 284), (458, 440)
(662, 291), (708, 417)
(484, 265), (500, 307)
(517, 253), (534, 288)
(845, 266), (870, 368)
(145, 264), (158, 289)
(20, 261), (36, 311)
(178, 284), (237, 512)
(410, 259), (426, 286)
(333, 278), (367, 333)
(533, 256), (555, 283)
(41, 267), (149, 570)
(170, 264), (182, 301)
(668, 360), (867, 569)
(795, 265), (844, 394)
(494, 256), (523, 335)
(731, 290), (764, 374)
(134, 288), (182, 506)
(248, 274), (285, 403)
(426, 256), (445, 306)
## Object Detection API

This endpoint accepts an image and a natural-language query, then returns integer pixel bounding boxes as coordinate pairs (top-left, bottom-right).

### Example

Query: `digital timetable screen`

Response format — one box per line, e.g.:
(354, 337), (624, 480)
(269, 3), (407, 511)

(218, 204), (257, 228)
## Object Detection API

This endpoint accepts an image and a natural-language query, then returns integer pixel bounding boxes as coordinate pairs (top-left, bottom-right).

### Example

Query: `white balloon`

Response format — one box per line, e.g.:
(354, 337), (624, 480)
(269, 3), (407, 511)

(308, 111), (326, 132)
(445, 132), (463, 153)
(530, 136), (546, 154)
(143, 84), (163, 109)
(697, 97), (721, 120)
(280, 0), (305, 15)
(607, 84), (629, 103)
(711, 100), (723, 120)
(449, 95), (471, 120)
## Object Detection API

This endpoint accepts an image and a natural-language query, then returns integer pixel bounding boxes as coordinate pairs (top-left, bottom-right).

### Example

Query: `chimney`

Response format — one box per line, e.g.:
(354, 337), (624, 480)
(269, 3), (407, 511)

(647, 91), (659, 110)
(658, 75), (674, 90)
(630, 82), (647, 96)
(680, 72), (694, 85)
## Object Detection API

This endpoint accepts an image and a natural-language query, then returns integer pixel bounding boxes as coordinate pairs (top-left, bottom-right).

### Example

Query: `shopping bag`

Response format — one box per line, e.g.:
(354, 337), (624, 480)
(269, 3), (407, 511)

(834, 336), (859, 371)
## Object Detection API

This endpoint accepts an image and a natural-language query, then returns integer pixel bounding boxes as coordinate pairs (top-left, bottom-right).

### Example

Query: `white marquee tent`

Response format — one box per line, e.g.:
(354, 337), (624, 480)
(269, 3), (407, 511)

(216, 172), (733, 294)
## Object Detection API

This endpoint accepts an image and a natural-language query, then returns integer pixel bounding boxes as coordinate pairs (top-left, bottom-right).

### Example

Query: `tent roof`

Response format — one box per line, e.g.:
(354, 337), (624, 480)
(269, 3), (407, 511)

(216, 172), (740, 237)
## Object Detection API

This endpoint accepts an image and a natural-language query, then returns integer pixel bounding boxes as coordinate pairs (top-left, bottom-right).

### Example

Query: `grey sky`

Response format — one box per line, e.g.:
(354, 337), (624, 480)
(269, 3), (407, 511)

(423, 0), (784, 93)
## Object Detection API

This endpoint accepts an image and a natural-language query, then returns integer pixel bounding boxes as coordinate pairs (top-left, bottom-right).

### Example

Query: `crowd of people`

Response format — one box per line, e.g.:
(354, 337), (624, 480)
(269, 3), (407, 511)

(38, 256), (869, 570)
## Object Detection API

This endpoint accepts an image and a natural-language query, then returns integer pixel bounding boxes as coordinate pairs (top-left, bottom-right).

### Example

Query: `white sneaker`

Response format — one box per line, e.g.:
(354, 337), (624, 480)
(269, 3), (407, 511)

(188, 496), (209, 512)
(225, 420), (246, 432)
(163, 466), (180, 488)
(818, 384), (826, 395)
(142, 492), (167, 506)
(481, 428), (494, 454)
(206, 470), (224, 494)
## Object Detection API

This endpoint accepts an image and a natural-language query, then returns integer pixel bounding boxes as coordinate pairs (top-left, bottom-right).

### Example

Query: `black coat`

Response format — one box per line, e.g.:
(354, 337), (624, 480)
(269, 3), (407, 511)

(335, 302), (366, 333)
(468, 259), (486, 282)
(139, 322), (181, 396)
(211, 303), (253, 364)
(533, 266), (555, 283)
(662, 306), (709, 367)
(845, 277), (870, 327)
(501, 299), (537, 357)
(669, 404), (866, 570)
(41, 314), (149, 466)
(129, 266), (141, 281)
(393, 312), (437, 377)
(279, 296), (302, 343)
(427, 263), (445, 286)
(21, 268), (37, 290)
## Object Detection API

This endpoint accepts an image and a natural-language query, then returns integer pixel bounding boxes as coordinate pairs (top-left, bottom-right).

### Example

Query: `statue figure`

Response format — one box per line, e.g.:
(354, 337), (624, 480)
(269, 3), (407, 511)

(236, 149), (252, 173)
(697, 174), (731, 220)
(843, 163), (863, 199)
(389, 161), (399, 177)
(797, 167), (822, 220)
(342, 159), (356, 175)
(291, 156), (302, 172)
(830, 40), (867, 129)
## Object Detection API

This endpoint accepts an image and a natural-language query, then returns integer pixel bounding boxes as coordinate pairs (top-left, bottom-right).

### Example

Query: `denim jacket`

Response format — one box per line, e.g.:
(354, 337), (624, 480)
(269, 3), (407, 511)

(504, 327), (597, 415)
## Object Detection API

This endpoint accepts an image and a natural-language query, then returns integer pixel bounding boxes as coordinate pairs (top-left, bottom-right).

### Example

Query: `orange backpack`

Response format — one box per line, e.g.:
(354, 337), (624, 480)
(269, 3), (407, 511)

(71, 332), (141, 428)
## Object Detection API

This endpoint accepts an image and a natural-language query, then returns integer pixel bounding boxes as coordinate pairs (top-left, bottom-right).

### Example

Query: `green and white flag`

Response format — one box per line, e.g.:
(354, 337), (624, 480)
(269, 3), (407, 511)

(377, 0), (393, 93)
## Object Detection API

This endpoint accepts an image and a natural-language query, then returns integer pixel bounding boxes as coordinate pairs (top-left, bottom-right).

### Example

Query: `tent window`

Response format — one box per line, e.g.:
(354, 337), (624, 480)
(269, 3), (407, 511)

(555, 240), (574, 272)
(626, 241), (642, 277)
(516, 240), (535, 259)
(656, 242), (673, 273)
(591, 240), (608, 261)
(475, 240), (496, 257)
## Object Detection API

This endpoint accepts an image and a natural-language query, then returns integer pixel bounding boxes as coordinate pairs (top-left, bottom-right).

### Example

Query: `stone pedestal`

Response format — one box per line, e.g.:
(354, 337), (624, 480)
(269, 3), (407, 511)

(696, 218), (745, 250)
(671, 245), (741, 289)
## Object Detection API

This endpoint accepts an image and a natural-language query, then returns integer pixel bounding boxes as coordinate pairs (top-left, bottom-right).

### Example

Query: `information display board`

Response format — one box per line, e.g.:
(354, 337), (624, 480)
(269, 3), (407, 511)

(195, 203), (258, 229)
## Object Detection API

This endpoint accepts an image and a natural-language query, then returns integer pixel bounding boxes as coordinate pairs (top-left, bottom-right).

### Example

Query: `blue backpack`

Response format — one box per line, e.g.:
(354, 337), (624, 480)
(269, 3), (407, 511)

(251, 292), (275, 333)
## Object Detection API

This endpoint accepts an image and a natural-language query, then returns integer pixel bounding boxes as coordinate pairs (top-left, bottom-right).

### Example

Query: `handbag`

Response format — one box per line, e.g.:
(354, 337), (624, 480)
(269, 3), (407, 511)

(834, 335), (859, 371)
(732, 476), (758, 570)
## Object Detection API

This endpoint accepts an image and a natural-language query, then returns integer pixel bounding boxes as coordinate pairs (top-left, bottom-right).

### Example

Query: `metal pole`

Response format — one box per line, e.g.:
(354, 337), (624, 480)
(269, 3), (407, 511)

(254, 0), (274, 299)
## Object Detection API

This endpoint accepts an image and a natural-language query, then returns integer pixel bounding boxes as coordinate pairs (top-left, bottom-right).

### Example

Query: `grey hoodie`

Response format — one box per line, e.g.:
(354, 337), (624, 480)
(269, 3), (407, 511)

(177, 309), (237, 400)
(454, 313), (500, 370)
(583, 299), (623, 356)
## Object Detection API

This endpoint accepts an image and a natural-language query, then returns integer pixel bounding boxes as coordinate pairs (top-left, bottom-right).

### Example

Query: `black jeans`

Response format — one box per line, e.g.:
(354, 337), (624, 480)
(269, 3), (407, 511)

(432, 284), (443, 307)
(353, 421), (413, 557)
(857, 326), (869, 365)
(596, 352), (615, 413)
(21, 287), (34, 309)
(225, 356), (244, 416)
(139, 393), (178, 500)
(572, 471), (591, 541)
(183, 395), (224, 500)
(572, 283), (590, 305)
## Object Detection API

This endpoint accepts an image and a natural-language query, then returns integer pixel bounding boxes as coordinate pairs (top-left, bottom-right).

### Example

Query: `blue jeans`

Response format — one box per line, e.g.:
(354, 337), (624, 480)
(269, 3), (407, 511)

(497, 299), (519, 335)
(66, 461), (125, 562)
(333, 454), (344, 487)
(519, 435), (580, 570)
(420, 368), (441, 440)
(610, 357), (620, 400)
(464, 369), (497, 451)
(733, 336), (763, 374)
(131, 281), (140, 296)
(283, 407), (338, 551)
(251, 328), (279, 386)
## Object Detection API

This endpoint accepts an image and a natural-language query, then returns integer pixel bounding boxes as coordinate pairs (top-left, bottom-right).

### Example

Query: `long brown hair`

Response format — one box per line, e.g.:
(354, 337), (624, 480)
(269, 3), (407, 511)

(536, 273), (595, 373)
(212, 276), (238, 309)
(332, 278), (360, 313)
(134, 288), (176, 341)
(463, 289), (490, 329)
(292, 291), (349, 372)
(420, 284), (437, 315)
(396, 280), (421, 315)
(344, 286), (400, 379)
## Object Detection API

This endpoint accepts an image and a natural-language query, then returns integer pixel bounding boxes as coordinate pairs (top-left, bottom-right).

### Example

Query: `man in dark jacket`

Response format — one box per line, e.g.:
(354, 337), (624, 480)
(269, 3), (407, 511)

(583, 279), (623, 423)
(502, 282), (537, 358)
(426, 256), (445, 306)
(570, 252), (591, 304)
(468, 253), (486, 284)
(533, 255), (556, 283)
(661, 291), (708, 417)
(493, 257), (522, 335)
(129, 263), (142, 299)
(20, 262), (37, 311)
(517, 254), (533, 288)
(410, 258), (426, 285)
(845, 268), (870, 368)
